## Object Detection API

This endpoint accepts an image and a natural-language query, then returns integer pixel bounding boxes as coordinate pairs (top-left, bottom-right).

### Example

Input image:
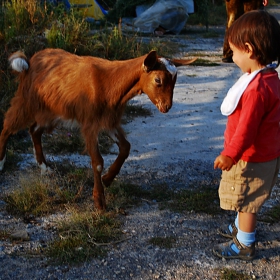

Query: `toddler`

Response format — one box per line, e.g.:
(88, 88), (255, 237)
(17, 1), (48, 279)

(213, 10), (280, 260)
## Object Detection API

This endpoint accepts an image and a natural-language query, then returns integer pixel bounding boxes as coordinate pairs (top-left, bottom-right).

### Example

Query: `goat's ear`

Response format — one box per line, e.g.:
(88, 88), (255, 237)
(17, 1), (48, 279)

(143, 50), (157, 72)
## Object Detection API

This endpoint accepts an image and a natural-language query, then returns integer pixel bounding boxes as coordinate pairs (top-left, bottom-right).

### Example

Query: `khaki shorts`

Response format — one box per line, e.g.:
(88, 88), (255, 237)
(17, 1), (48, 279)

(219, 157), (280, 213)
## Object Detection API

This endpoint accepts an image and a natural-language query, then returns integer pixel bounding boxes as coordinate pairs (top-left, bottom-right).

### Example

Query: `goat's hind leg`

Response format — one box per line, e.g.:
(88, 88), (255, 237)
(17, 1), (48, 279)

(0, 108), (29, 171)
(0, 92), (34, 171)
(102, 126), (131, 187)
(29, 123), (51, 175)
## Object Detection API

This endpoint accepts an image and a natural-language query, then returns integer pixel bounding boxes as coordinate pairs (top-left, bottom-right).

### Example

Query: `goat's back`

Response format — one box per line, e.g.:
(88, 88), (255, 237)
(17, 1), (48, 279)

(10, 49), (133, 128)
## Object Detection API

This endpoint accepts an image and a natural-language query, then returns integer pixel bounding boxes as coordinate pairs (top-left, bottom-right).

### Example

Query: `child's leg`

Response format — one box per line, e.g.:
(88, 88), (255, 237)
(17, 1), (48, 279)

(213, 158), (280, 259)
(236, 212), (256, 247)
(239, 212), (256, 232)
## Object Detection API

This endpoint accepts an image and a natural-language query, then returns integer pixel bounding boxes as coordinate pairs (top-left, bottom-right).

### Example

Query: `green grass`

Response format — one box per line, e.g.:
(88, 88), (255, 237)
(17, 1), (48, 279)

(46, 205), (122, 264)
(107, 182), (221, 215)
(3, 166), (91, 216)
(219, 268), (254, 280)
(259, 204), (280, 224)
(191, 58), (220, 66)
(166, 186), (221, 215)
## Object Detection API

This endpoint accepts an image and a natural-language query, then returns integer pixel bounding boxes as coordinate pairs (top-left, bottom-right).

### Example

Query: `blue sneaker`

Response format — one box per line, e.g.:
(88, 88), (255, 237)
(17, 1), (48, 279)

(217, 222), (238, 239)
(213, 237), (256, 260)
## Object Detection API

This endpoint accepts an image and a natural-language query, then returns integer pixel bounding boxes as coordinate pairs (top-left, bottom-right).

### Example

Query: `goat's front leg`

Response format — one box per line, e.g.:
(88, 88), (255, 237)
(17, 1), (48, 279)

(83, 128), (106, 210)
(102, 126), (131, 187)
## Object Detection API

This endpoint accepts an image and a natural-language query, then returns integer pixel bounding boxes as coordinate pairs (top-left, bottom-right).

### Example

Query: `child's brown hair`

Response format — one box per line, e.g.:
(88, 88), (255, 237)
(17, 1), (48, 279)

(227, 10), (280, 67)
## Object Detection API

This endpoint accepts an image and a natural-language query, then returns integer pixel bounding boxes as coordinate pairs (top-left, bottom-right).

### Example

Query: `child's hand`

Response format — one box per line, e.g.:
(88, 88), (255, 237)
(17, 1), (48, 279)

(214, 155), (234, 171)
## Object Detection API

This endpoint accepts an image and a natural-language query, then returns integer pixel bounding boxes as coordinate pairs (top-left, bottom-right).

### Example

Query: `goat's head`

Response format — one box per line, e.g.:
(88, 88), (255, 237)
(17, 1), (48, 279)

(139, 51), (177, 113)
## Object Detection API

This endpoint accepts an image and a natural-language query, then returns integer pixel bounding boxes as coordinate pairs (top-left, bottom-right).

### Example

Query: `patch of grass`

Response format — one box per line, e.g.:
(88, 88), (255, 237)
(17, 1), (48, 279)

(45, 9), (92, 53)
(42, 127), (85, 155)
(107, 181), (221, 215)
(106, 182), (150, 210)
(2, 149), (23, 171)
(46, 205), (122, 264)
(125, 103), (152, 118)
(259, 204), (280, 224)
(166, 187), (221, 215)
(123, 103), (152, 124)
(0, 230), (10, 240)
(3, 166), (91, 216)
(148, 236), (177, 249)
(219, 268), (253, 280)
(2, 167), (127, 264)
(191, 58), (220, 66)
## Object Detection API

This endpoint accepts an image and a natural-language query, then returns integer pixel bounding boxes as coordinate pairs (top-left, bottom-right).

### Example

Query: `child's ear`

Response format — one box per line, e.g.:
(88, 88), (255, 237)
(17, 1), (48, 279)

(245, 42), (254, 55)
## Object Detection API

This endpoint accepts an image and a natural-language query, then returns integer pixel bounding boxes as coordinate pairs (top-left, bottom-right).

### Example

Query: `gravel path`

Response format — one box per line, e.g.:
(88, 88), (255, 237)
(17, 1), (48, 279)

(1, 6), (280, 280)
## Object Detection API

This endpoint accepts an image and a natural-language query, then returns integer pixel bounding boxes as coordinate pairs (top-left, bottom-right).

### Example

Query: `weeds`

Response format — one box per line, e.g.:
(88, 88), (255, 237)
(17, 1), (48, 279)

(219, 268), (253, 280)
(106, 182), (150, 210)
(191, 58), (220, 66)
(167, 187), (221, 215)
(259, 204), (280, 224)
(47, 205), (122, 264)
(0, 230), (10, 240)
(3, 166), (91, 216)
(42, 127), (85, 155)
(45, 8), (92, 53)
(106, 182), (221, 215)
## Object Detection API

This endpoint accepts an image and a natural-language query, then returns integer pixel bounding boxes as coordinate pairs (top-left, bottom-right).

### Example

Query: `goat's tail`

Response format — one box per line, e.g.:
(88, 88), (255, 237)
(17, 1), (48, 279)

(8, 51), (29, 73)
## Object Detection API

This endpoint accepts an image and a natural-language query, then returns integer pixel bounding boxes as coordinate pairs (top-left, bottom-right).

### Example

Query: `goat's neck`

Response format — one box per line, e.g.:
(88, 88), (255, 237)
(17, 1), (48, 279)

(105, 58), (144, 107)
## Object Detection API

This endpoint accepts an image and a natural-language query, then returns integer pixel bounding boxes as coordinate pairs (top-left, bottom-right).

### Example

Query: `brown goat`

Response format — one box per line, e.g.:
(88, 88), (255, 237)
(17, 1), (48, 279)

(0, 48), (195, 210)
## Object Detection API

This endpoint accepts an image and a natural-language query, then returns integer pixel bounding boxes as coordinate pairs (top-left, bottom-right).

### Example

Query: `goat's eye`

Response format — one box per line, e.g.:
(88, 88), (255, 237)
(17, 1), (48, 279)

(155, 77), (161, 84)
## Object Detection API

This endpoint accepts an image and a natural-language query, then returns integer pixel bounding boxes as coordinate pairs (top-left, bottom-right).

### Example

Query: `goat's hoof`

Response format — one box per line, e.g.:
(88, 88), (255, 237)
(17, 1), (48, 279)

(39, 163), (53, 175)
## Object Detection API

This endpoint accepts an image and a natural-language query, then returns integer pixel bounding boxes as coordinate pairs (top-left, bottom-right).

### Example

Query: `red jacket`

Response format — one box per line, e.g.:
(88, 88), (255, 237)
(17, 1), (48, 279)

(221, 70), (280, 163)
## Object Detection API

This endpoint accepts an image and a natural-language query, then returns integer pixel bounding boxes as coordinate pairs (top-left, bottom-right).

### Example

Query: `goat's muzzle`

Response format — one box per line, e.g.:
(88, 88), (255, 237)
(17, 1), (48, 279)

(157, 102), (172, 113)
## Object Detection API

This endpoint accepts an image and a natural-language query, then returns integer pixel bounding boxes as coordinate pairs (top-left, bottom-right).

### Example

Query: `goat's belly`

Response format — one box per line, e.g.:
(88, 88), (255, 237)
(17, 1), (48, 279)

(60, 119), (80, 129)
(46, 117), (80, 130)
